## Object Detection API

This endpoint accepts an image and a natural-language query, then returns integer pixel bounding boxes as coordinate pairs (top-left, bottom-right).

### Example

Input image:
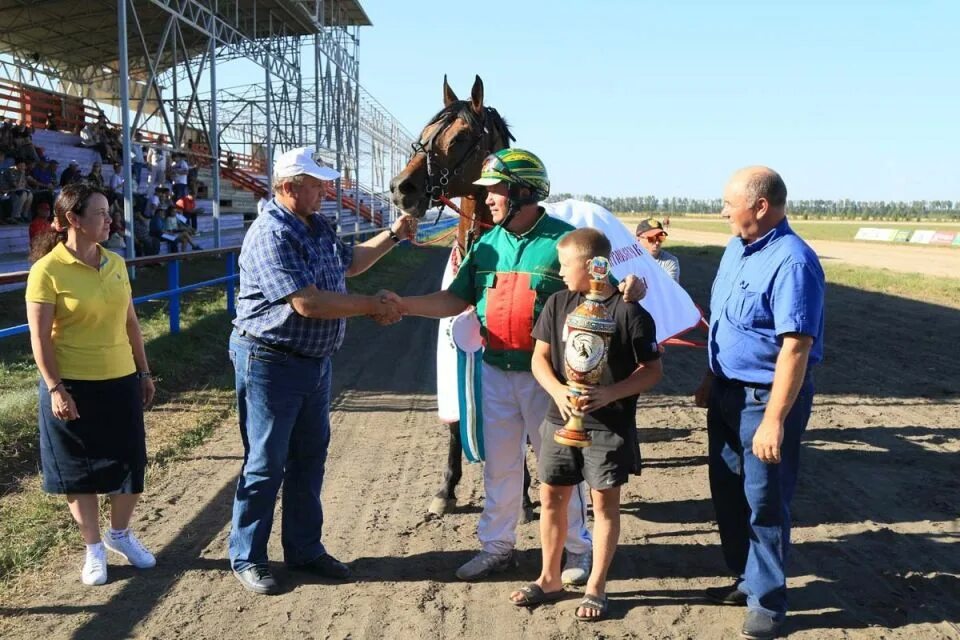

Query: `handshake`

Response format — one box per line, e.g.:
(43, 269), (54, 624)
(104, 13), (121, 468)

(369, 290), (406, 325)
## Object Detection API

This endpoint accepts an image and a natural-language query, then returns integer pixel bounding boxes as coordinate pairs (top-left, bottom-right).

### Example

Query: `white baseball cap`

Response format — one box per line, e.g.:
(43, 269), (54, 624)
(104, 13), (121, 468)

(273, 146), (340, 181)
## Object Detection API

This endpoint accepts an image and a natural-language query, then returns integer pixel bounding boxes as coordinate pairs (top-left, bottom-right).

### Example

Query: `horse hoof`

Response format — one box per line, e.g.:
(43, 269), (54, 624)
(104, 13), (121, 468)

(520, 504), (536, 524)
(428, 497), (456, 516)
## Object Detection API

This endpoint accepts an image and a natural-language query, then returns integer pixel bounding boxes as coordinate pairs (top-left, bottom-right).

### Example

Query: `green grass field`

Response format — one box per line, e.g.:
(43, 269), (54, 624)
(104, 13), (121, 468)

(621, 215), (960, 245)
(0, 246), (432, 592)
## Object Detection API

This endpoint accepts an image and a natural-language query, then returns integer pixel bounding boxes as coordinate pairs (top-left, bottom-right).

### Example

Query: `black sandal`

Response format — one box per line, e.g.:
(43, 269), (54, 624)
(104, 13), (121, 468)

(510, 583), (566, 607)
(575, 594), (609, 621)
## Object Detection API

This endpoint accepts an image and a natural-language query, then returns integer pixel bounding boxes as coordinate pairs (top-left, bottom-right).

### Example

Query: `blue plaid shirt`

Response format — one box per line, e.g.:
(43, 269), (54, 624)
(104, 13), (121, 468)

(233, 198), (354, 358)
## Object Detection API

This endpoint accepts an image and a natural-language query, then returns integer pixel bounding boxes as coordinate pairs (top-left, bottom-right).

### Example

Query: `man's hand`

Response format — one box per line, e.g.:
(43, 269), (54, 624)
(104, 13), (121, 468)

(578, 384), (618, 413)
(752, 419), (784, 464)
(391, 214), (419, 242)
(370, 289), (403, 325)
(694, 372), (714, 408)
(619, 275), (647, 302)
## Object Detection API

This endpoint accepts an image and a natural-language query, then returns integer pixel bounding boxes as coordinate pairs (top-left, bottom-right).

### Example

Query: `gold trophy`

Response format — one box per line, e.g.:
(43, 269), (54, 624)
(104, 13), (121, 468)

(554, 256), (616, 448)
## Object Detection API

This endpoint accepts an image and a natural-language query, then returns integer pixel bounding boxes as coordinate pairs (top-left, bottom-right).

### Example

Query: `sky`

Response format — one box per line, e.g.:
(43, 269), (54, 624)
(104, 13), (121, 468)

(345, 0), (958, 202)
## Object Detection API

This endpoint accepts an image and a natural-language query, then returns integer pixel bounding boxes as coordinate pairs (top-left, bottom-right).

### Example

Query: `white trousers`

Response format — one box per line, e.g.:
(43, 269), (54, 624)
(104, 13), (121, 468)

(478, 362), (592, 555)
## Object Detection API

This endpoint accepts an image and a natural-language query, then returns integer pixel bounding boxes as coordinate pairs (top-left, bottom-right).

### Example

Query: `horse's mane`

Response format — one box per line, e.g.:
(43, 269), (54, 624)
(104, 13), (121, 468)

(425, 101), (514, 150)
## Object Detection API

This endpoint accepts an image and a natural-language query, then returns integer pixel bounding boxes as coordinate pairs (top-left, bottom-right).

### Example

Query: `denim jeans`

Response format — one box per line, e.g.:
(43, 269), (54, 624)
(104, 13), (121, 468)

(228, 330), (333, 571)
(707, 377), (813, 621)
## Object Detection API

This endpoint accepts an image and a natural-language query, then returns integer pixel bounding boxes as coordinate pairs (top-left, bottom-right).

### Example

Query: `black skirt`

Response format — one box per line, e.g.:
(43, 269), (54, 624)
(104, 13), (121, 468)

(38, 374), (147, 494)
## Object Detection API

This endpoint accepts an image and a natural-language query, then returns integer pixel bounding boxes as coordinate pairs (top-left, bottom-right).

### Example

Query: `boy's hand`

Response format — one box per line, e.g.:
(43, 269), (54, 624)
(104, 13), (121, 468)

(550, 387), (575, 422)
(578, 384), (618, 413)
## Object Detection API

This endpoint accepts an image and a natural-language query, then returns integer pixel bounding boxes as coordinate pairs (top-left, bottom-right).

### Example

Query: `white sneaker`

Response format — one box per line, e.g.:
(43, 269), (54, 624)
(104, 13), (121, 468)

(455, 550), (517, 581)
(104, 530), (156, 569)
(81, 544), (108, 586)
(561, 550), (592, 586)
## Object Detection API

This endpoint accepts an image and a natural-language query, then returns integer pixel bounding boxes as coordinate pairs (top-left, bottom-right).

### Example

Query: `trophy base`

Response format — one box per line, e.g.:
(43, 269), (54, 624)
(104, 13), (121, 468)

(554, 427), (592, 448)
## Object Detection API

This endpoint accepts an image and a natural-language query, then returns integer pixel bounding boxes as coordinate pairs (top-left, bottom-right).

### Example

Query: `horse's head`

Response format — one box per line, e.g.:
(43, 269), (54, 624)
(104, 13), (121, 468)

(390, 75), (513, 218)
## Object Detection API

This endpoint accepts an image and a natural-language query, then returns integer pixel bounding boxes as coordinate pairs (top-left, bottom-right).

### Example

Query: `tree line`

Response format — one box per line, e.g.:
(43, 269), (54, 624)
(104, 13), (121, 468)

(546, 193), (960, 220)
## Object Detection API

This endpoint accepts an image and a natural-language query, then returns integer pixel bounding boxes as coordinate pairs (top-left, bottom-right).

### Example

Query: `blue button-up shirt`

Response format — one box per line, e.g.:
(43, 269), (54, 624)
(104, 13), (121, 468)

(708, 218), (825, 385)
(234, 198), (354, 358)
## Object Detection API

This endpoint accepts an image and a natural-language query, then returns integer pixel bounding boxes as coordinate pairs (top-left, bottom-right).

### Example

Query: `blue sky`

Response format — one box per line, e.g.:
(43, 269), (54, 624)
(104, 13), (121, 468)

(348, 0), (958, 201)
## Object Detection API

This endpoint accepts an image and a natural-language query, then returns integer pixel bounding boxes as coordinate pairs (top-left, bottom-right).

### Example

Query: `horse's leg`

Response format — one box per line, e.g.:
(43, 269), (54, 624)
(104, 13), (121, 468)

(428, 421), (463, 515)
(521, 459), (536, 523)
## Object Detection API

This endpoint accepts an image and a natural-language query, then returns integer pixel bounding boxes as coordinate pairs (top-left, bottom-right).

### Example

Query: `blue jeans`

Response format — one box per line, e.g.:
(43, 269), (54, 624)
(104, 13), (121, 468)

(228, 330), (333, 571)
(707, 377), (813, 621)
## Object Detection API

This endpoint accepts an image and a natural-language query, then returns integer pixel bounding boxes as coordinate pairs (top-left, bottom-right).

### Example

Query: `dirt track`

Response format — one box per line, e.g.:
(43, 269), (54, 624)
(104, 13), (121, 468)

(669, 228), (960, 278)
(0, 247), (958, 640)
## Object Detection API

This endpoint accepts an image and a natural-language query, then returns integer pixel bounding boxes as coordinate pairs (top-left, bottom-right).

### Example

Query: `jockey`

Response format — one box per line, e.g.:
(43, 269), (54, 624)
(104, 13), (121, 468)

(398, 148), (645, 582)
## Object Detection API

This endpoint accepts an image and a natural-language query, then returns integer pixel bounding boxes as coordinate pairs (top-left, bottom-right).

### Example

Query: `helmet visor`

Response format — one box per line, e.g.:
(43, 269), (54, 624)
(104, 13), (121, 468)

(473, 153), (515, 186)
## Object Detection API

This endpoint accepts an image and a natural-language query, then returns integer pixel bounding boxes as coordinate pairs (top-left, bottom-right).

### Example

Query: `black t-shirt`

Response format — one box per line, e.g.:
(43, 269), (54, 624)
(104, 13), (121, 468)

(532, 289), (660, 434)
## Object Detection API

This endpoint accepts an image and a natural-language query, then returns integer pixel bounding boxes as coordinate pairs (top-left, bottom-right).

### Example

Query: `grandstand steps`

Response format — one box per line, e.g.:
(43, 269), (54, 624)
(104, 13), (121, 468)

(0, 213), (248, 293)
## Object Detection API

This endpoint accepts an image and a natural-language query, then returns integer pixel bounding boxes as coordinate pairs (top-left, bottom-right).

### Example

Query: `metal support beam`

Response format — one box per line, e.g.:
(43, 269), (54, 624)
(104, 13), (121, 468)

(209, 34), (221, 247)
(117, 0), (135, 260)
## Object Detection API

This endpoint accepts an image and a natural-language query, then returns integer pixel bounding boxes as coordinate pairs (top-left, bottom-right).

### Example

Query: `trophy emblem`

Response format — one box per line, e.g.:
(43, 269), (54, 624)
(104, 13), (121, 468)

(554, 256), (616, 448)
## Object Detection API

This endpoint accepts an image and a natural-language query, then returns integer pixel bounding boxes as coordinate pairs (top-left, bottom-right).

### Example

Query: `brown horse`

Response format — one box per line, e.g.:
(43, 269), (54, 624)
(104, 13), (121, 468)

(389, 76), (534, 517)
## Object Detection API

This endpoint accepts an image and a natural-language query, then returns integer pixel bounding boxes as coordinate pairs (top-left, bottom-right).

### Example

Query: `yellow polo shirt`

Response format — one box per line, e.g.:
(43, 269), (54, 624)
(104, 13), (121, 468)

(25, 243), (136, 380)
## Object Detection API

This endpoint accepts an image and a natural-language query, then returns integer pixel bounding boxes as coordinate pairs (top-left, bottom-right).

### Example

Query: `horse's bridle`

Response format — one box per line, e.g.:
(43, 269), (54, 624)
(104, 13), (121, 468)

(409, 104), (511, 255)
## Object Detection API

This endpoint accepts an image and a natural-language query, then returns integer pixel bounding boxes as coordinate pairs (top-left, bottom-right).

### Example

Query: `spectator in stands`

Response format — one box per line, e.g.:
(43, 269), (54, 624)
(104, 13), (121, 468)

(1, 158), (34, 223)
(108, 162), (124, 203)
(28, 201), (54, 247)
(172, 153), (190, 200)
(79, 122), (96, 146)
(44, 110), (59, 131)
(134, 206), (160, 257)
(0, 150), (14, 171)
(25, 182), (157, 587)
(131, 132), (146, 191)
(0, 120), (12, 155)
(636, 218), (680, 283)
(13, 123), (41, 163)
(86, 162), (104, 189)
(163, 206), (200, 252)
(226, 151), (237, 169)
(175, 189), (201, 231)
(28, 159), (57, 209)
(148, 203), (166, 246)
(60, 160), (83, 187)
(104, 199), (126, 250)
(147, 138), (169, 195)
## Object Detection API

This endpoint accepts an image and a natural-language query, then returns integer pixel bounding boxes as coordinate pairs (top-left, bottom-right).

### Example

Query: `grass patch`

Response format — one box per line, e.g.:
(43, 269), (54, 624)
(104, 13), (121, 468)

(670, 243), (960, 309)
(0, 245), (432, 592)
(623, 216), (960, 245)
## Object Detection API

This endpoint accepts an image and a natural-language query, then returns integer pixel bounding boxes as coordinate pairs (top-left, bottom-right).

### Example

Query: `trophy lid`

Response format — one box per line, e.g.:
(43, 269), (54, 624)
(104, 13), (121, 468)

(586, 256), (610, 301)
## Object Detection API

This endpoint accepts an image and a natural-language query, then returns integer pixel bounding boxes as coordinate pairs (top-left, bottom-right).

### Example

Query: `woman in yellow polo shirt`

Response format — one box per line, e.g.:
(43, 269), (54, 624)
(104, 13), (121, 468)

(26, 182), (157, 586)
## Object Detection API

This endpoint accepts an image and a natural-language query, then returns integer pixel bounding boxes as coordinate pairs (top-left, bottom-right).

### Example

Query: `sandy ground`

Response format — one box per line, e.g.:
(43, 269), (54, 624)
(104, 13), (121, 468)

(668, 228), (960, 278)
(0, 248), (958, 640)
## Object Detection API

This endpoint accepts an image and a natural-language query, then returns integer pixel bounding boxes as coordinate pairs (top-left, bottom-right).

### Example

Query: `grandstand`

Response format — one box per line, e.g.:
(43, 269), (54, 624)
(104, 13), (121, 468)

(0, 0), (413, 282)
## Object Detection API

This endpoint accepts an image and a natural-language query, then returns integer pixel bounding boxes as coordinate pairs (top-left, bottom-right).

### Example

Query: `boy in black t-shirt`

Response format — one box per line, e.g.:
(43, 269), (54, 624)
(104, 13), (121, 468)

(508, 228), (663, 621)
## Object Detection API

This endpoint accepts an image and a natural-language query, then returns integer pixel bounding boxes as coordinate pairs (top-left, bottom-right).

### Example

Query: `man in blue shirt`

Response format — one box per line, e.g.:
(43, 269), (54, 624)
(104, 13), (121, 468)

(694, 167), (824, 640)
(228, 147), (416, 595)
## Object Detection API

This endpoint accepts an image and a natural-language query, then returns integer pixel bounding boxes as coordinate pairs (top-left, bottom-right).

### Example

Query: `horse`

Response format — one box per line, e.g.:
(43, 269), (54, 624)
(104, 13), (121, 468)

(388, 75), (537, 517)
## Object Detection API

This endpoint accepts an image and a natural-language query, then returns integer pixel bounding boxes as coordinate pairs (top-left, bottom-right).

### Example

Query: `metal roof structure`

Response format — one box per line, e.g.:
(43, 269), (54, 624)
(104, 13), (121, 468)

(0, 0), (368, 83)
(0, 0), (407, 258)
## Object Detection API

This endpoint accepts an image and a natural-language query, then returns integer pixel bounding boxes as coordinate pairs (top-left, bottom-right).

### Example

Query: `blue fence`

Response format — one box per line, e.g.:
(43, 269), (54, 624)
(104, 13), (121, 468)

(0, 218), (458, 342)
(0, 249), (241, 340)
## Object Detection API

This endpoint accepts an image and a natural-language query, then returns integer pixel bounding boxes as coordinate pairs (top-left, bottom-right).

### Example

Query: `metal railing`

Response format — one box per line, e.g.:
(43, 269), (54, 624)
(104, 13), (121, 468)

(0, 217), (459, 342)
(0, 247), (242, 340)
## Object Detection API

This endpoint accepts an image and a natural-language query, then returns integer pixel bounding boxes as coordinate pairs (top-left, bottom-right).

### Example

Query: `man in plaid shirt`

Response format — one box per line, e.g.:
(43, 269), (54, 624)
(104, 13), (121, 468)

(228, 147), (416, 595)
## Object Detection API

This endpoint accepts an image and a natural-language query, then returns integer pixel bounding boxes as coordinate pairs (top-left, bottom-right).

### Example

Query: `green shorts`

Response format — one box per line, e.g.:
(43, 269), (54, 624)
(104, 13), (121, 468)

(537, 420), (639, 490)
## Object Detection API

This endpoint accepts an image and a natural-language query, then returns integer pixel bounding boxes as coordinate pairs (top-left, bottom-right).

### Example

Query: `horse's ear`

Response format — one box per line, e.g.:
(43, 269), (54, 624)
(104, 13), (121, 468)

(470, 75), (484, 114)
(443, 74), (459, 107)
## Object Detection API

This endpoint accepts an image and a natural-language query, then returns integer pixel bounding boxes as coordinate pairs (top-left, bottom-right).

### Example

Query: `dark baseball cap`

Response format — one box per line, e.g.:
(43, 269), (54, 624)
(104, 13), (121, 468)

(636, 218), (667, 237)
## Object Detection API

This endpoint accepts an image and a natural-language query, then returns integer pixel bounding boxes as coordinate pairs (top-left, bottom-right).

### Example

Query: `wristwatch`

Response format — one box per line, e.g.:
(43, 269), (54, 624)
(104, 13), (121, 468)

(388, 229), (401, 244)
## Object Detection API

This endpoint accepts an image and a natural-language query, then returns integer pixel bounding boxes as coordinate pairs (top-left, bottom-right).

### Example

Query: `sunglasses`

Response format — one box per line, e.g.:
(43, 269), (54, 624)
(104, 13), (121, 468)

(639, 233), (666, 242)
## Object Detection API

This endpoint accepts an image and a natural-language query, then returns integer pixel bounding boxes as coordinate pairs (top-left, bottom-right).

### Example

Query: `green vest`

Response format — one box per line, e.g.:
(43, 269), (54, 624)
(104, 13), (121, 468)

(447, 212), (575, 372)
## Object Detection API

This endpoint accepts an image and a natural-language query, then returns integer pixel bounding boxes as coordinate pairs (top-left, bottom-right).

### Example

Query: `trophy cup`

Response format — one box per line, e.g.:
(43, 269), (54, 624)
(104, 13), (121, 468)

(554, 256), (616, 448)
